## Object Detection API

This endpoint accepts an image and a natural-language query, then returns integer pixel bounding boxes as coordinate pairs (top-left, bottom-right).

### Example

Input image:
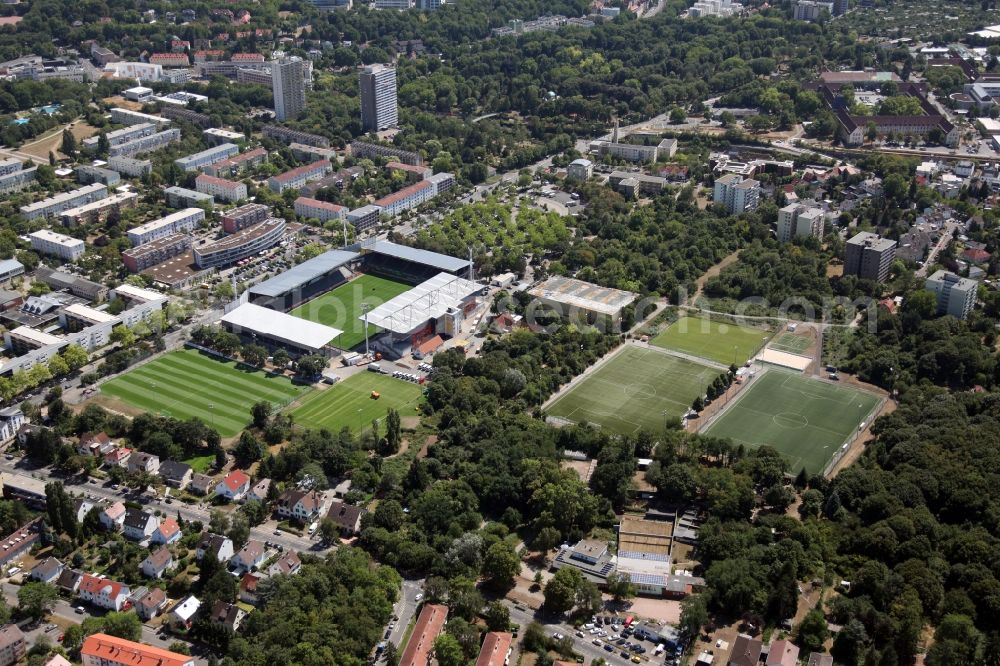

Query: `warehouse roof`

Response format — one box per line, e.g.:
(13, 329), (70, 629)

(528, 276), (637, 317)
(362, 272), (482, 334)
(249, 250), (359, 297)
(365, 240), (470, 273)
(222, 303), (342, 351)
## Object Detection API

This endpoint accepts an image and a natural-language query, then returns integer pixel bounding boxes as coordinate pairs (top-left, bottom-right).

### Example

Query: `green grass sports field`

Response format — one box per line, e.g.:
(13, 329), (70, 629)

(651, 316), (770, 366)
(703, 370), (881, 474)
(546, 346), (717, 435)
(768, 332), (812, 355)
(289, 274), (411, 350)
(101, 349), (311, 437)
(290, 372), (424, 434)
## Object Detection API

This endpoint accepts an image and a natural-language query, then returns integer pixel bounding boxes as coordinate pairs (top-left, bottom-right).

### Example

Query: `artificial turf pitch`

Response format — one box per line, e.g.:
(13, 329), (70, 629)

(289, 274), (411, 350)
(290, 372), (425, 434)
(703, 370), (881, 474)
(768, 332), (812, 355)
(546, 346), (718, 435)
(651, 316), (770, 366)
(101, 349), (311, 437)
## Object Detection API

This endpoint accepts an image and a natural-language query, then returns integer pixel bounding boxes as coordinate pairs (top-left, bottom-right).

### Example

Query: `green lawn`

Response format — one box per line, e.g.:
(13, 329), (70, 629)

(769, 333), (812, 355)
(703, 370), (882, 474)
(289, 274), (411, 350)
(546, 345), (718, 435)
(183, 454), (215, 473)
(290, 372), (424, 434)
(651, 316), (771, 366)
(101, 349), (312, 437)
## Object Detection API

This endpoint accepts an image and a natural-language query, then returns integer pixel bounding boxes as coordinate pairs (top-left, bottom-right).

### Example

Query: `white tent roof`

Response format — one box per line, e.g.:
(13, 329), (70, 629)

(361, 272), (482, 335)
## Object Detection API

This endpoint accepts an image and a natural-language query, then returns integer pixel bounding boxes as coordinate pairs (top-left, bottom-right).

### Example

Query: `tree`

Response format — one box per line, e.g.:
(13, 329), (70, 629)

(97, 132), (110, 156)
(534, 526), (561, 553)
(47, 355), (69, 377)
(250, 401), (272, 429)
(242, 344), (267, 368)
(100, 611), (142, 640)
(109, 325), (136, 348)
(797, 609), (830, 654)
(233, 432), (264, 467)
(373, 500), (405, 532)
(482, 540), (520, 590)
(483, 600), (510, 632)
(544, 566), (582, 614)
(318, 517), (340, 544)
(670, 106), (687, 124)
(18, 582), (58, 622)
(209, 509), (230, 535)
(60, 129), (76, 158)
(385, 408), (401, 454)
(606, 571), (635, 603)
(680, 593), (709, 638)
(434, 634), (464, 666)
(227, 513), (250, 547)
(296, 355), (326, 377)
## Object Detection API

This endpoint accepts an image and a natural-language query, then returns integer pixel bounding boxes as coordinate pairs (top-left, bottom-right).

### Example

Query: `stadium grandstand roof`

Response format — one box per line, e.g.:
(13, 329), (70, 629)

(364, 240), (471, 273)
(249, 250), (359, 298)
(361, 272), (482, 335)
(221, 303), (343, 350)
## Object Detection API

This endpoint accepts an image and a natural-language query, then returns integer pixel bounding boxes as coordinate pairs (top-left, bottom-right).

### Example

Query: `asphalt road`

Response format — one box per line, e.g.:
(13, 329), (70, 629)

(0, 459), (327, 556)
(915, 220), (959, 278)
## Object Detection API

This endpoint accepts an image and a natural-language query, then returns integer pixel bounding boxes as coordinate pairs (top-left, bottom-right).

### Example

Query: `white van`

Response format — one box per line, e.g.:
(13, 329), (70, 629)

(308, 522), (318, 536)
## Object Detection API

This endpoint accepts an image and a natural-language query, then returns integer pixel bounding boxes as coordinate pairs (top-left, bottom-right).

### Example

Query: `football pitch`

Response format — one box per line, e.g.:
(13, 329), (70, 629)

(769, 333), (812, 355)
(703, 370), (882, 474)
(101, 349), (312, 437)
(651, 316), (770, 366)
(290, 372), (424, 434)
(289, 274), (411, 350)
(546, 346), (718, 435)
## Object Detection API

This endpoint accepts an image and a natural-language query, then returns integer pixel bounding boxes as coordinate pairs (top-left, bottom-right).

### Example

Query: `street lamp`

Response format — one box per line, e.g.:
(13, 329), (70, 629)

(361, 302), (371, 358)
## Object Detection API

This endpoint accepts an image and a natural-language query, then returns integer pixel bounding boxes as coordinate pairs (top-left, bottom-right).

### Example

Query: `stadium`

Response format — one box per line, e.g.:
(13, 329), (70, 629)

(244, 240), (478, 359)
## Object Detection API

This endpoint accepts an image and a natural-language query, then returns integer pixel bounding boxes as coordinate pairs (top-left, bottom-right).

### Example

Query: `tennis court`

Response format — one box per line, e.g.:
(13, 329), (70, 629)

(546, 345), (718, 435)
(290, 372), (424, 434)
(702, 370), (881, 474)
(101, 349), (311, 437)
(289, 274), (411, 349)
(769, 333), (812, 355)
(651, 316), (770, 366)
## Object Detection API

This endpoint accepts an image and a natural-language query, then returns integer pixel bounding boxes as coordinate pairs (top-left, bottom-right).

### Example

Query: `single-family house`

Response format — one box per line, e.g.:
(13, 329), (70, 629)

(78, 432), (113, 457)
(141, 547), (175, 579)
(79, 575), (131, 611)
(169, 595), (201, 630)
(30, 557), (64, 584)
(159, 460), (193, 489)
(239, 573), (260, 605)
(324, 500), (365, 537)
(151, 517), (181, 545)
(210, 600), (247, 632)
(807, 654), (834, 666)
(189, 473), (216, 495)
(247, 478), (271, 503)
(135, 587), (168, 620)
(230, 540), (266, 573)
(197, 533), (234, 562)
(275, 489), (325, 522)
(122, 508), (159, 541)
(216, 469), (250, 501)
(73, 498), (95, 523)
(268, 550), (301, 576)
(766, 639), (800, 666)
(104, 446), (131, 468)
(55, 568), (83, 595)
(128, 452), (160, 476)
(99, 502), (127, 531)
(730, 635), (764, 666)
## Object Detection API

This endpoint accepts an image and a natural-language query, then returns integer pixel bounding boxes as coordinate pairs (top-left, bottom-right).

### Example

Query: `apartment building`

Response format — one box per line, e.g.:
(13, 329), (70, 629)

(127, 208), (206, 246)
(0, 624), (25, 666)
(108, 156), (152, 178)
(294, 196), (346, 222)
(373, 180), (433, 217)
(203, 128), (245, 146)
(109, 107), (171, 128)
(347, 205), (382, 232)
(267, 160), (332, 193)
(81, 633), (194, 666)
(592, 137), (677, 163)
(713, 173), (760, 213)
(844, 231), (896, 282)
(20, 183), (108, 220)
(164, 186), (214, 208)
(359, 64), (398, 131)
(4, 326), (64, 355)
(59, 192), (139, 227)
(925, 270), (977, 320)
(350, 140), (423, 165)
(60, 304), (119, 333)
(776, 203), (825, 242)
(82, 123), (156, 151)
(160, 106), (212, 127)
(28, 230), (86, 260)
(0, 165), (37, 194)
(149, 53), (190, 67)
(567, 158), (593, 181)
(109, 128), (181, 158)
(222, 203), (270, 232)
(289, 142), (339, 163)
(75, 165), (121, 187)
(195, 174), (247, 202)
(194, 218), (286, 268)
(122, 233), (193, 272)
(272, 58), (307, 121)
(262, 125), (330, 147)
(202, 147), (268, 177)
(175, 143), (240, 172)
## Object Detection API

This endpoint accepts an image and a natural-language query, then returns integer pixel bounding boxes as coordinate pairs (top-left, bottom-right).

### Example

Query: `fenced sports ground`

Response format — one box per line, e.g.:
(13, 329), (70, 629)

(289, 274), (411, 349)
(702, 369), (882, 475)
(546, 345), (718, 435)
(768, 332), (812, 355)
(651, 316), (771, 366)
(290, 372), (424, 434)
(101, 349), (311, 437)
